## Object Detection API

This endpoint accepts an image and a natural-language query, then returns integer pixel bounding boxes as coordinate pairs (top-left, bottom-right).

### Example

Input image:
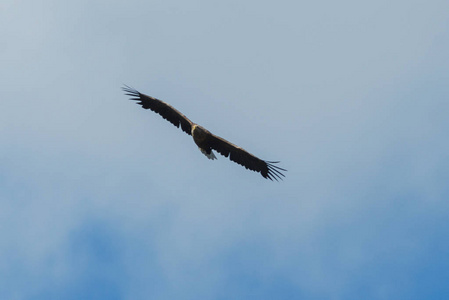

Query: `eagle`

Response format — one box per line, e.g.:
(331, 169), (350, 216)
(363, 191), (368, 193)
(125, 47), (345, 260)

(123, 86), (286, 181)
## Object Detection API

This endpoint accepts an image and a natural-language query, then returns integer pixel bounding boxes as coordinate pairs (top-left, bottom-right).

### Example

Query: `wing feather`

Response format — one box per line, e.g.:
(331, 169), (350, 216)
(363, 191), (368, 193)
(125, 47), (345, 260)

(123, 85), (193, 135)
(206, 133), (286, 180)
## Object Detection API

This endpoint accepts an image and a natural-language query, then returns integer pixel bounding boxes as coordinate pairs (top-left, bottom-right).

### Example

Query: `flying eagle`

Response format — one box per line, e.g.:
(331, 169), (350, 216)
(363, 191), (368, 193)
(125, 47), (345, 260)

(123, 86), (286, 180)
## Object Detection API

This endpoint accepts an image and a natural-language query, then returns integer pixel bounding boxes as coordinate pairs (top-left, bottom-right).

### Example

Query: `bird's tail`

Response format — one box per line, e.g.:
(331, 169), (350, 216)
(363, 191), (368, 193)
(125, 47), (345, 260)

(199, 148), (217, 160)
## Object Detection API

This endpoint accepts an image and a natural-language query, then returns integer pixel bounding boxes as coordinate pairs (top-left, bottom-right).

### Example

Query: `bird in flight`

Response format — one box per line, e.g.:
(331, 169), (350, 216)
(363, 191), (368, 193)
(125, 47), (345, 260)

(123, 86), (286, 180)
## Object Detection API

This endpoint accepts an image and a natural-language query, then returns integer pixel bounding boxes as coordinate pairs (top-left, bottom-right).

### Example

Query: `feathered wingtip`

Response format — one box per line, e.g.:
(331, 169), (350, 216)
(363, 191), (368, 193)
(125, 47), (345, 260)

(265, 161), (287, 181)
(122, 84), (141, 100)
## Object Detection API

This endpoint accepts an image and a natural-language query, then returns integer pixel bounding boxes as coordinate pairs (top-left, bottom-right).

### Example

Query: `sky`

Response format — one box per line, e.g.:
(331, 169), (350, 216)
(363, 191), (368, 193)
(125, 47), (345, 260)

(1, 0), (449, 299)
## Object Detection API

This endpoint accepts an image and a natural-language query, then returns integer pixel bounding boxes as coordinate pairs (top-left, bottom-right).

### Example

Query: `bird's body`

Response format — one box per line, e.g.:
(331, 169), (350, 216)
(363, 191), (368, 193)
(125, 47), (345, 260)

(192, 124), (217, 160)
(123, 85), (285, 180)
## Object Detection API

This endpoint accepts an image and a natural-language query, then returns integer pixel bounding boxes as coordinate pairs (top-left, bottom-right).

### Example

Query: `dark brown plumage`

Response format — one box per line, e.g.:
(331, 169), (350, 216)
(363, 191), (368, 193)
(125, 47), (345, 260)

(123, 85), (286, 180)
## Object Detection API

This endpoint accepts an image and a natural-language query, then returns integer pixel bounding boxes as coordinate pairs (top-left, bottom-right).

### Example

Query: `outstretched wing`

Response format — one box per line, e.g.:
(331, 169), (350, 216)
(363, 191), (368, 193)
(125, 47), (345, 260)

(206, 133), (286, 181)
(123, 85), (194, 135)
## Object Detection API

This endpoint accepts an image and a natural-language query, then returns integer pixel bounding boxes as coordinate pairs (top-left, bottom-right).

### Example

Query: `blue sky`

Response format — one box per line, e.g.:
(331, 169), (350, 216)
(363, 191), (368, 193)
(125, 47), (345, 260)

(1, 0), (449, 299)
